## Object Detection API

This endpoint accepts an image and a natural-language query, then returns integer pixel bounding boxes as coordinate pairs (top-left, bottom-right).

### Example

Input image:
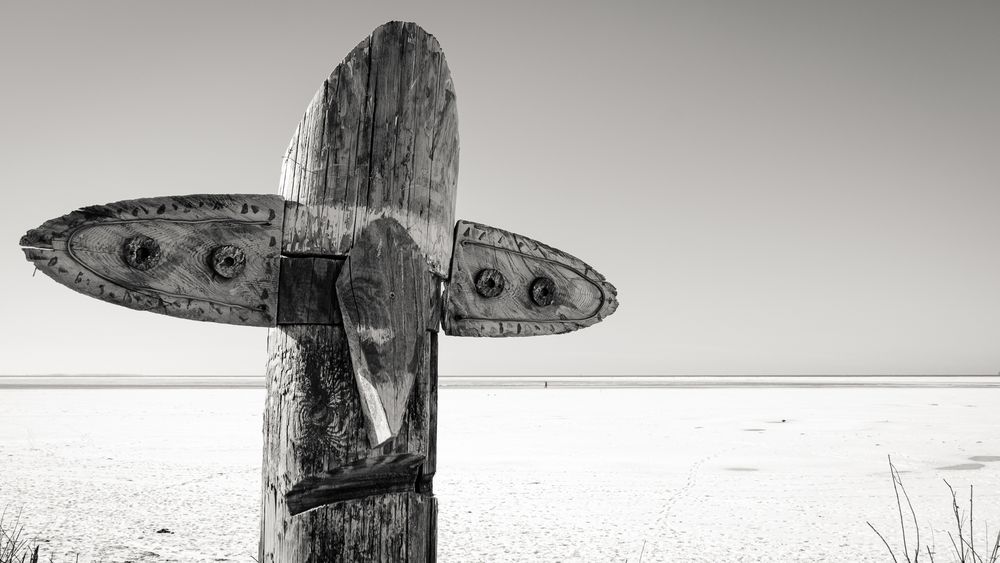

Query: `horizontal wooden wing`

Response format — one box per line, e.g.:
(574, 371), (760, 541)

(20, 194), (284, 327)
(443, 220), (618, 337)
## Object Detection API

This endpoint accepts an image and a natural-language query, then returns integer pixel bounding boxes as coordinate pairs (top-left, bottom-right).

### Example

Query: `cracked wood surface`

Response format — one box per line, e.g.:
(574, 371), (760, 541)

(279, 20), (458, 277)
(20, 194), (283, 327)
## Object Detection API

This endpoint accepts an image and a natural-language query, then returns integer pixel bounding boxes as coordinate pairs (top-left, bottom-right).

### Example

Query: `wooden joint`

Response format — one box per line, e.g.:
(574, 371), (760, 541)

(415, 472), (434, 495)
(276, 255), (344, 325)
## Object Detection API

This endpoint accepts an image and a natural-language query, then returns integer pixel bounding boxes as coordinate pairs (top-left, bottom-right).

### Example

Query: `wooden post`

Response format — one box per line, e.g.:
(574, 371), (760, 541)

(260, 22), (456, 562)
(19, 20), (618, 563)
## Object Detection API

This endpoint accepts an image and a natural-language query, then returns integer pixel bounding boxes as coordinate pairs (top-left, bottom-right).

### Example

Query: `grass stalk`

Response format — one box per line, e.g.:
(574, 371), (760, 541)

(872, 463), (1000, 563)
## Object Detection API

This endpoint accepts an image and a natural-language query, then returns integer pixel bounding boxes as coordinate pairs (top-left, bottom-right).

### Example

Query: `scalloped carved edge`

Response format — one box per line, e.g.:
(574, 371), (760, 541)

(442, 220), (618, 337)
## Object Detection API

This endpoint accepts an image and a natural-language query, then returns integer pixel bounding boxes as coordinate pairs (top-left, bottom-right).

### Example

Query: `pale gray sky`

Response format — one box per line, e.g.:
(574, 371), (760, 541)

(2, 1), (998, 376)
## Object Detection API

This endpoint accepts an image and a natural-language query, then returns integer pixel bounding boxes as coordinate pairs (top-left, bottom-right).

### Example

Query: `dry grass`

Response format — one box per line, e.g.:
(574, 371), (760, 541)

(868, 456), (1000, 563)
(0, 507), (38, 563)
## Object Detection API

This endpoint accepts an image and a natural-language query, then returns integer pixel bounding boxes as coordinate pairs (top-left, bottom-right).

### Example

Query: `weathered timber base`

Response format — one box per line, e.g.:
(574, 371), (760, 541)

(263, 492), (436, 562)
(261, 324), (438, 562)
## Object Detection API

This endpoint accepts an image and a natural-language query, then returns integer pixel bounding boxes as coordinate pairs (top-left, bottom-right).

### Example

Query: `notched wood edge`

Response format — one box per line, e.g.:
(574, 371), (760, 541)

(18, 194), (286, 327)
(285, 453), (426, 516)
(21, 194), (285, 244)
(442, 220), (619, 337)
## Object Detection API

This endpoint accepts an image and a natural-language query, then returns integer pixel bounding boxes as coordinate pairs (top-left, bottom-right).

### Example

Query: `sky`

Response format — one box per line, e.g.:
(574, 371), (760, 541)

(1, 0), (998, 376)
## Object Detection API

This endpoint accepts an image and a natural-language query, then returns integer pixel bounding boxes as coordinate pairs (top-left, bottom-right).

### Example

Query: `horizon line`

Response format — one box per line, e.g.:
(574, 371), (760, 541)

(3, 373), (999, 378)
(2, 374), (999, 390)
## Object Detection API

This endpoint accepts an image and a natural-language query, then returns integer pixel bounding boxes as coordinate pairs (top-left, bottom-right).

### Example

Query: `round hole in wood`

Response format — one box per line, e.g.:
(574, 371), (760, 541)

(123, 235), (161, 271)
(474, 268), (506, 298)
(530, 276), (556, 306)
(211, 245), (247, 278)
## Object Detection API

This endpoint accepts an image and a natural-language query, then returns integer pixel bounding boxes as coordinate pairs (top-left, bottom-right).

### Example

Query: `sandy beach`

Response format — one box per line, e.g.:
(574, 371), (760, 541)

(1, 385), (999, 562)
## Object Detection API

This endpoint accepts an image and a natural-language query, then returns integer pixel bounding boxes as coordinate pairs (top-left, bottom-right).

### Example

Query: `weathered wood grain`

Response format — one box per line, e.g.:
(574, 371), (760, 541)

(261, 323), (438, 562)
(443, 220), (619, 337)
(277, 257), (343, 325)
(265, 490), (433, 561)
(261, 324), (366, 561)
(279, 21), (458, 277)
(262, 21), (451, 562)
(20, 194), (283, 327)
(336, 217), (436, 446)
(406, 493), (437, 561)
(286, 453), (425, 516)
(376, 330), (437, 491)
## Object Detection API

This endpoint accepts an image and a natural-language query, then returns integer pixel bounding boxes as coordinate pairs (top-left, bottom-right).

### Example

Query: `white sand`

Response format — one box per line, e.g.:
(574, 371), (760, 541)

(1, 386), (998, 562)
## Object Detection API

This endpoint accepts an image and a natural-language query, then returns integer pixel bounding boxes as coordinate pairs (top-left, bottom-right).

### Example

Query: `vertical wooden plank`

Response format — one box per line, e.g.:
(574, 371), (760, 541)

(325, 41), (370, 252)
(281, 37), (370, 255)
(406, 493), (436, 561)
(364, 22), (409, 224)
(426, 331), (438, 482)
(428, 496), (438, 561)
(425, 59), (459, 275)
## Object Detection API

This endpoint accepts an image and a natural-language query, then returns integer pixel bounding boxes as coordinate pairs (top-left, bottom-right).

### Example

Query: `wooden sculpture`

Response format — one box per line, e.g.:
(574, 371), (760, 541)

(19, 21), (618, 562)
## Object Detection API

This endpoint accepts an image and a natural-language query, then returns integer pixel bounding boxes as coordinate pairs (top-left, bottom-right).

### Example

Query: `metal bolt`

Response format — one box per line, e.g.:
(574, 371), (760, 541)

(211, 245), (247, 278)
(123, 235), (161, 271)
(530, 276), (556, 306)
(474, 268), (505, 298)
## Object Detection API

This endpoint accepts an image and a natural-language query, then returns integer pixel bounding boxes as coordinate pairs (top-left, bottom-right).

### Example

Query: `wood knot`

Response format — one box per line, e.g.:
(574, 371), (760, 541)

(123, 235), (161, 271)
(211, 245), (247, 278)
(530, 276), (556, 306)
(474, 268), (505, 298)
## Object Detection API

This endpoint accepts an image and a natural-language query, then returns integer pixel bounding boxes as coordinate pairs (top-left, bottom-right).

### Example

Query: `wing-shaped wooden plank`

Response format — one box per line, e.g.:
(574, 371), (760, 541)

(336, 217), (437, 446)
(443, 220), (618, 337)
(20, 194), (284, 327)
(279, 21), (459, 277)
